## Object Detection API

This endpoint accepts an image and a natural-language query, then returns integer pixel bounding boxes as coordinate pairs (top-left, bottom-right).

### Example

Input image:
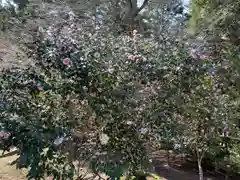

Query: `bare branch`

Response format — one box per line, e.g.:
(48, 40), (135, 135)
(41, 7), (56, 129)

(127, 0), (133, 9)
(133, 0), (149, 17)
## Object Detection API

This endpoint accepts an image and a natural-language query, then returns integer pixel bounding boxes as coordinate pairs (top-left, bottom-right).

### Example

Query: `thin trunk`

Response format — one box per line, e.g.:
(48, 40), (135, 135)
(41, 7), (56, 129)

(197, 158), (204, 180)
(167, 149), (170, 165)
(181, 152), (184, 164)
(196, 149), (204, 180)
(166, 139), (170, 165)
(225, 173), (229, 180)
(125, 0), (149, 19)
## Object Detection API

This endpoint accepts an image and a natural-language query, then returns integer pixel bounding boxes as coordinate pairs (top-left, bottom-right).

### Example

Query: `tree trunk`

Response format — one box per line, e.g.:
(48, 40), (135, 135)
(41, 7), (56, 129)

(225, 174), (229, 180)
(196, 148), (204, 180)
(167, 149), (170, 165)
(197, 157), (204, 180)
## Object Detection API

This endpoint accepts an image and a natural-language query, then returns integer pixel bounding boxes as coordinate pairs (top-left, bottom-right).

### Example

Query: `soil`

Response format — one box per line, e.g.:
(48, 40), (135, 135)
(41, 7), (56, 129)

(0, 150), (26, 180)
(0, 38), (31, 70)
(151, 150), (240, 180)
(1, 149), (239, 180)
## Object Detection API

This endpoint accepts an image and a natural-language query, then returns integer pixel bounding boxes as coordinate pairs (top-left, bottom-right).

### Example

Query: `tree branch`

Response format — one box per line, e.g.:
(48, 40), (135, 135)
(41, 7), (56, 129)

(133, 0), (149, 17)
(127, 0), (133, 9)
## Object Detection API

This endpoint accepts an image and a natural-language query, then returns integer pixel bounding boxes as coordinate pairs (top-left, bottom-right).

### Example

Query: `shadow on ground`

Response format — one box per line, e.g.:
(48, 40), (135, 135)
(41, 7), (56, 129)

(151, 150), (240, 180)
(0, 150), (18, 159)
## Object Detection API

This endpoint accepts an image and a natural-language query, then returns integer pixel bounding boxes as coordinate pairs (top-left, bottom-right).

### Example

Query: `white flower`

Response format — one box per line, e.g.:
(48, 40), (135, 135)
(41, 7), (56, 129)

(54, 136), (64, 146)
(94, 52), (101, 58)
(126, 121), (133, 125)
(107, 67), (114, 74)
(10, 114), (19, 120)
(133, 29), (138, 37)
(221, 34), (228, 40)
(139, 128), (148, 135)
(99, 133), (109, 145)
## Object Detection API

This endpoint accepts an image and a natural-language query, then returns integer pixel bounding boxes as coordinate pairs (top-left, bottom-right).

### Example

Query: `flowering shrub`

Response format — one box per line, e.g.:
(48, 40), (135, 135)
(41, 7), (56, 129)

(1, 6), (176, 179)
(0, 1), (240, 180)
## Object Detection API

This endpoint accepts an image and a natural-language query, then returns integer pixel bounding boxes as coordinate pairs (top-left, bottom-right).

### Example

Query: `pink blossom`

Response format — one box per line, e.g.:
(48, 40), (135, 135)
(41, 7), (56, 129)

(127, 55), (137, 61)
(0, 131), (11, 139)
(189, 48), (197, 59)
(199, 54), (209, 60)
(37, 83), (44, 91)
(62, 58), (71, 65)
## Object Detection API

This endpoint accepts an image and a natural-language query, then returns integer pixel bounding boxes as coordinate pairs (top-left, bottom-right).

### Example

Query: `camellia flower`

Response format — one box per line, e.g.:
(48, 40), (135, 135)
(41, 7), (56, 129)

(99, 133), (109, 145)
(53, 136), (64, 146)
(127, 54), (137, 61)
(126, 120), (133, 125)
(62, 58), (71, 65)
(133, 29), (138, 37)
(37, 83), (44, 91)
(139, 127), (148, 135)
(199, 54), (209, 60)
(188, 48), (198, 59)
(107, 67), (114, 74)
(132, 29), (138, 41)
(0, 131), (11, 139)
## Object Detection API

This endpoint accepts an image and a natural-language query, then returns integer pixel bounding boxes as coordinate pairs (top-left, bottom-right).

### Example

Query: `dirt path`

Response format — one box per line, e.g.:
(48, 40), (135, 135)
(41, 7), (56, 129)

(0, 150), (26, 180)
(0, 149), (239, 180)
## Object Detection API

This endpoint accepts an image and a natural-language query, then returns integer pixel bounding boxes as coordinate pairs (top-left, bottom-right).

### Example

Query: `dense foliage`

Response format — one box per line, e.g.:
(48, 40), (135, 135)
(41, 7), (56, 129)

(0, 0), (240, 180)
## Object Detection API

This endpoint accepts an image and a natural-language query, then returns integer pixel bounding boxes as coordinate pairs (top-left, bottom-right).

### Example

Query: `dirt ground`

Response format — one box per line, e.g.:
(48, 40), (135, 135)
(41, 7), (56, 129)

(0, 149), (237, 180)
(151, 150), (240, 180)
(0, 38), (31, 70)
(0, 150), (26, 180)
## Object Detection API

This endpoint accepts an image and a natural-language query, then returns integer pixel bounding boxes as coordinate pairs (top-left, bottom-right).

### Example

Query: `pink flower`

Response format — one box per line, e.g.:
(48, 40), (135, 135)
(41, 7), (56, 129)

(37, 83), (44, 91)
(127, 55), (137, 61)
(189, 48), (197, 59)
(62, 58), (71, 65)
(199, 54), (209, 60)
(0, 131), (11, 139)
